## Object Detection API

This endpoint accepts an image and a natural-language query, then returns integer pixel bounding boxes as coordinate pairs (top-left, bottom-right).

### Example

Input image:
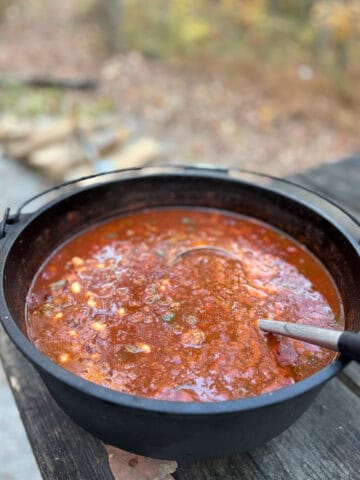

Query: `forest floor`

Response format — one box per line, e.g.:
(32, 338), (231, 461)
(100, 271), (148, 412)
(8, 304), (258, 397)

(0, 1), (359, 176)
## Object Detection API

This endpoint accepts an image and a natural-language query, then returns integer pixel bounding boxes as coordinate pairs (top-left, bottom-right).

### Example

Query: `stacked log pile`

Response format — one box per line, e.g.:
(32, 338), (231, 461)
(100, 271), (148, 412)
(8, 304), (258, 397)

(0, 114), (163, 182)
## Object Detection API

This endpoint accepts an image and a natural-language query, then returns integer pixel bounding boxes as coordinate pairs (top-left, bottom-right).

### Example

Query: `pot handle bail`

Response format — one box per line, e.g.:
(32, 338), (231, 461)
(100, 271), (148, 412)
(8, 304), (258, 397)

(12, 166), (161, 221)
(5, 165), (360, 246)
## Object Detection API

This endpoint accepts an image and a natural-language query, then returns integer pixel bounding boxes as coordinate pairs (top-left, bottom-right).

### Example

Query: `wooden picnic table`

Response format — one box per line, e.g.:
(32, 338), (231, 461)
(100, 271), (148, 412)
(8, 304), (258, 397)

(1, 157), (360, 479)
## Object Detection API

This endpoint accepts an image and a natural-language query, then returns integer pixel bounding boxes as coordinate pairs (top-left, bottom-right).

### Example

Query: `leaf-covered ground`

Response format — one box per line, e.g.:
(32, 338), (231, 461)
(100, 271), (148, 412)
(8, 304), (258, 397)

(0, 0), (359, 176)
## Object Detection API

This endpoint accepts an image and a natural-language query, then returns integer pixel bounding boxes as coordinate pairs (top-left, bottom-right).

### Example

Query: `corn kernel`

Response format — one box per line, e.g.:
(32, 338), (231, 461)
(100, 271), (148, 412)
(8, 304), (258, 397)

(96, 263), (105, 269)
(91, 321), (106, 332)
(139, 343), (151, 353)
(70, 282), (82, 294)
(117, 307), (125, 316)
(71, 256), (84, 267)
(87, 298), (98, 308)
(69, 330), (77, 337)
(59, 353), (69, 363)
(54, 312), (63, 320)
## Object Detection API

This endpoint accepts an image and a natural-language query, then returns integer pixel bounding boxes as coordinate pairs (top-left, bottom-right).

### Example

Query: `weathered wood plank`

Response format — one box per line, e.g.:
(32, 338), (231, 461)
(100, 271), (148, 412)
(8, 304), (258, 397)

(175, 379), (360, 480)
(339, 362), (360, 396)
(0, 325), (114, 480)
(294, 157), (360, 390)
(296, 154), (360, 213)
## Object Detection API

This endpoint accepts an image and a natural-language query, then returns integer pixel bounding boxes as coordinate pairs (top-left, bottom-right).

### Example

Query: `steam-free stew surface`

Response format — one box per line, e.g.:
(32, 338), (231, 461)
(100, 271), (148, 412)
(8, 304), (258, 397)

(26, 208), (342, 402)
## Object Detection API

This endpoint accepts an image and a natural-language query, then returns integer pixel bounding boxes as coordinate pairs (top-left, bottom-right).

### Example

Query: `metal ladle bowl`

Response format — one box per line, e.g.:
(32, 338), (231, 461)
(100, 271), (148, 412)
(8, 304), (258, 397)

(169, 245), (241, 265)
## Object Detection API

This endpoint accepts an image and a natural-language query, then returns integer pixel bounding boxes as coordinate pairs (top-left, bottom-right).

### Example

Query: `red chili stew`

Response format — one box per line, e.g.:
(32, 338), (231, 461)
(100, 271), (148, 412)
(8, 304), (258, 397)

(26, 208), (343, 402)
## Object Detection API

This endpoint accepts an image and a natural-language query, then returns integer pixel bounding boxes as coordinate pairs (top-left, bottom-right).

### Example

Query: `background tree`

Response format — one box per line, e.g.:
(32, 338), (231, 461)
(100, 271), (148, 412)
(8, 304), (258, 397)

(96, 0), (123, 53)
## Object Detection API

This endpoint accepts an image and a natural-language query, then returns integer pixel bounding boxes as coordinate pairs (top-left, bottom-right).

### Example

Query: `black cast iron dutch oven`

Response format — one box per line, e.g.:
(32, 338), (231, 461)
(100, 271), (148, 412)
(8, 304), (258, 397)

(0, 165), (359, 460)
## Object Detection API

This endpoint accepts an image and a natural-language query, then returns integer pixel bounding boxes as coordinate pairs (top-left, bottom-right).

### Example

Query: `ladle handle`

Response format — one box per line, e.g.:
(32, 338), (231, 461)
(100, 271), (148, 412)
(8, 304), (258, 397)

(338, 332), (360, 362)
(259, 319), (360, 362)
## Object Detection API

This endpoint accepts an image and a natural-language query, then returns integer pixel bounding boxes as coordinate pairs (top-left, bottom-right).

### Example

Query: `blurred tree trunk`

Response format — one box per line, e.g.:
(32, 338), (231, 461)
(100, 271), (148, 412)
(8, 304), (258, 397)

(0, 0), (11, 21)
(97, 0), (123, 53)
(267, 0), (315, 21)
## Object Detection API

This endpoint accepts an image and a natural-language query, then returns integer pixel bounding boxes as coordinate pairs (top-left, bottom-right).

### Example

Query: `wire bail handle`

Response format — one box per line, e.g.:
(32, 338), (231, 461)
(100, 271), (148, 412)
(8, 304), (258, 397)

(1, 165), (359, 240)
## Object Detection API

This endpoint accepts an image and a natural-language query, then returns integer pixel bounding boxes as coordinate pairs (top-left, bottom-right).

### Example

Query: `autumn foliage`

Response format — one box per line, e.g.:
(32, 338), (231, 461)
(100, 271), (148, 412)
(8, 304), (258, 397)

(121, 0), (360, 76)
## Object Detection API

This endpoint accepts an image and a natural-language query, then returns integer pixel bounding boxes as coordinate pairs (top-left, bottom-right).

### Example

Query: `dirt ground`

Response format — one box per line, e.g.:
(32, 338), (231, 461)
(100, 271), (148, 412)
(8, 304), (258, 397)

(0, 1), (359, 176)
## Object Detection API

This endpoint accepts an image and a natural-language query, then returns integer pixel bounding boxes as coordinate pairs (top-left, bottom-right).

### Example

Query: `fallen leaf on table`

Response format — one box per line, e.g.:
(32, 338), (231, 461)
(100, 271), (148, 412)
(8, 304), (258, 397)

(104, 444), (177, 480)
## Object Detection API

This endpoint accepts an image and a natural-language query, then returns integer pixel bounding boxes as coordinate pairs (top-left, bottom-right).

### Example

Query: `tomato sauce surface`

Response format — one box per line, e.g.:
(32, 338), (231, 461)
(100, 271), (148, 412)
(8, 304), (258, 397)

(26, 208), (343, 402)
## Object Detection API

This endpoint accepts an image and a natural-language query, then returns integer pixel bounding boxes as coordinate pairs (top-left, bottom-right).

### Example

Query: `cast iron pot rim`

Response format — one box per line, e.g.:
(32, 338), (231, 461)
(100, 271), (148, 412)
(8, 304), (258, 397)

(0, 168), (357, 415)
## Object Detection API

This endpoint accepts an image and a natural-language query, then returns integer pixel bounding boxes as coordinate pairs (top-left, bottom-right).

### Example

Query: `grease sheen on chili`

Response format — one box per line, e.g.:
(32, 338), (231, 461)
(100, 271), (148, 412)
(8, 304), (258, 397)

(26, 208), (343, 402)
